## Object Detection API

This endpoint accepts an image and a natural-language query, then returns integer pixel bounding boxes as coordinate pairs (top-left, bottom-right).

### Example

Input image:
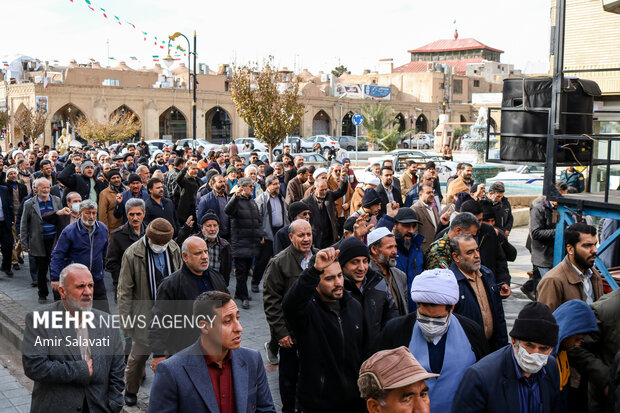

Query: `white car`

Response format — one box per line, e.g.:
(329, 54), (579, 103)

(400, 133), (434, 150)
(273, 136), (314, 155)
(304, 135), (340, 153)
(234, 138), (268, 152)
(361, 150), (454, 186)
(486, 164), (545, 185)
(177, 138), (221, 152)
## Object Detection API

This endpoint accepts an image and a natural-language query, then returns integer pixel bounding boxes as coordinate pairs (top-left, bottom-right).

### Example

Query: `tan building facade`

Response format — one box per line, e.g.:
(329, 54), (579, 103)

(1, 63), (480, 148)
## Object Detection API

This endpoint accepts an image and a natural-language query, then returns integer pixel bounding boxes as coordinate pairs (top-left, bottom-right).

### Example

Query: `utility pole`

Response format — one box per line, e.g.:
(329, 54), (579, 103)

(106, 39), (110, 68)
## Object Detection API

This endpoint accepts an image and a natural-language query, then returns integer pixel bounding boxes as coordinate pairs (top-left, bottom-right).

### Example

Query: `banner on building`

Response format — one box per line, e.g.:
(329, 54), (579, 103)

(334, 83), (363, 99)
(363, 85), (391, 100)
(35, 96), (48, 113)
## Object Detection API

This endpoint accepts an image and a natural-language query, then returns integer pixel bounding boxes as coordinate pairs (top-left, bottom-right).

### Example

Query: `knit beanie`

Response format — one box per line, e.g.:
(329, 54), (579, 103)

(127, 173), (141, 184)
(481, 200), (496, 221)
(264, 165), (274, 177)
(200, 210), (220, 226)
(362, 189), (381, 208)
(509, 302), (559, 347)
(343, 216), (357, 233)
(106, 169), (121, 181)
(145, 218), (174, 245)
(338, 237), (370, 266)
(288, 201), (310, 221)
(226, 165), (237, 174)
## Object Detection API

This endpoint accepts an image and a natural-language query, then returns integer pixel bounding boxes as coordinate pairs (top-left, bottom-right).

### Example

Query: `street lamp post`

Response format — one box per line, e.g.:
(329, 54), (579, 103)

(167, 31), (198, 142)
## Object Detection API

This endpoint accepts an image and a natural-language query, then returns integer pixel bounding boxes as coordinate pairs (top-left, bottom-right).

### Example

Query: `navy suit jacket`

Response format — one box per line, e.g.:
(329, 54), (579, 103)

(0, 185), (14, 232)
(451, 345), (561, 413)
(148, 340), (276, 413)
(451, 262), (508, 352)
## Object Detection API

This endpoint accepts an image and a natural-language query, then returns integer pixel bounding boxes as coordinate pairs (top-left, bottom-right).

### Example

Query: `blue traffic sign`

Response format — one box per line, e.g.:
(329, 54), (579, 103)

(352, 113), (364, 126)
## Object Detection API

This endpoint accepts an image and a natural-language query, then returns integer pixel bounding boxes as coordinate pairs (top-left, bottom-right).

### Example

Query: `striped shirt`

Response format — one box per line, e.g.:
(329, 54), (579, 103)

(37, 197), (56, 239)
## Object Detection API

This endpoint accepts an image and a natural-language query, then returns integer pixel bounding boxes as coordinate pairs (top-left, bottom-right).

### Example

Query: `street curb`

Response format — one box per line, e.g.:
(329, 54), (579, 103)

(0, 290), (26, 350)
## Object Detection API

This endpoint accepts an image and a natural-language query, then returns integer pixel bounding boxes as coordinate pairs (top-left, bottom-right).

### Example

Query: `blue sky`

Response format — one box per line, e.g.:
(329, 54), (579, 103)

(5, 0), (551, 74)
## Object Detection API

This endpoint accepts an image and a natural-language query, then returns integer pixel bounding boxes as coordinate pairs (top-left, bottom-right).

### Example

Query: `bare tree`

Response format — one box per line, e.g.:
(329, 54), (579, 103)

(75, 112), (141, 144)
(230, 57), (305, 161)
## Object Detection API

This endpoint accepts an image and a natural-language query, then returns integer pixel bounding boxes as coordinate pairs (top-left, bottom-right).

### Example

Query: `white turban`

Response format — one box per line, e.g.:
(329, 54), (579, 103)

(411, 269), (459, 305)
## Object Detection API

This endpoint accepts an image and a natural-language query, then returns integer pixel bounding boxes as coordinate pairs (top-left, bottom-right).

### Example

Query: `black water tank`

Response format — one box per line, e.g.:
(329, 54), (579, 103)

(500, 77), (601, 163)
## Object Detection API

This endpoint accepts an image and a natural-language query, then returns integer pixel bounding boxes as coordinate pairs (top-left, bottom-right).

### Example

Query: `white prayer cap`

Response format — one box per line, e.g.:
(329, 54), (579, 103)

(411, 269), (459, 305)
(366, 227), (393, 247)
(313, 168), (328, 180)
(367, 177), (380, 187)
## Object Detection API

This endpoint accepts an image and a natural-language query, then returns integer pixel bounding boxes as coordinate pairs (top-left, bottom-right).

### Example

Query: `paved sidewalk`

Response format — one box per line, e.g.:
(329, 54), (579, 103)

(0, 227), (533, 412)
(0, 364), (30, 413)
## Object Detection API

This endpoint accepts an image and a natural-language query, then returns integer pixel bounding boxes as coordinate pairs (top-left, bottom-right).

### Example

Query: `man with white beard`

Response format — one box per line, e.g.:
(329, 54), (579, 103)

(50, 200), (110, 312)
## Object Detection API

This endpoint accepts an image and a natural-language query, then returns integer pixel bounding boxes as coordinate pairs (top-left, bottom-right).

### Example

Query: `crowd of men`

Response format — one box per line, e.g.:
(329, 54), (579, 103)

(7, 138), (618, 412)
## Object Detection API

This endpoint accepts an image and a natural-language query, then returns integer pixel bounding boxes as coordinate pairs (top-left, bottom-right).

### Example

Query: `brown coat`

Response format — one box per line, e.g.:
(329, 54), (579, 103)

(349, 186), (365, 214)
(327, 175), (354, 218)
(98, 186), (123, 234)
(537, 255), (604, 312)
(285, 176), (305, 205)
(412, 199), (440, 254)
(399, 171), (417, 202)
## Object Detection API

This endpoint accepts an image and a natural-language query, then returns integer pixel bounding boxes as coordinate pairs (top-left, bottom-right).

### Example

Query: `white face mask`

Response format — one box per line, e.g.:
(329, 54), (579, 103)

(150, 242), (168, 254)
(513, 341), (549, 374)
(417, 312), (450, 342)
(71, 203), (81, 213)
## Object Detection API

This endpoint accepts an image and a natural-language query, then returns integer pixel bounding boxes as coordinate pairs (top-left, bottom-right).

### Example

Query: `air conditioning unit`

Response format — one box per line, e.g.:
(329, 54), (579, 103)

(602, 0), (620, 13)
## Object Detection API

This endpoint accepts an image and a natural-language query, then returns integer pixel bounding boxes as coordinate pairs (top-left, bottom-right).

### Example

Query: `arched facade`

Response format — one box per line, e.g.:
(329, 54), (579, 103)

(341, 112), (355, 137)
(110, 105), (141, 139)
(159, 106), (187, 140)
(416, 114), (428, 133)
(395, 113), (406, 132)
(312, 110), (330, 136)
(205, 106), (232, 143)
(51, 103), (86, 147)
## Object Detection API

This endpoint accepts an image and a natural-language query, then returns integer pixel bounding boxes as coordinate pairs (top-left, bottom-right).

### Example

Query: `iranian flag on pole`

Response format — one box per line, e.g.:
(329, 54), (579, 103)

(43, 70), (49, 88)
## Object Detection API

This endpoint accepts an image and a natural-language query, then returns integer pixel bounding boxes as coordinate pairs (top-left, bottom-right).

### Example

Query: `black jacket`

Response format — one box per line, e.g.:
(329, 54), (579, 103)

(302, 179), (349, 248)
(224, 193), (262, 258)
(144, 196), (178, 233)
(283, 266), (365, 413)
(175, 168), (202, 223)
(57, 162), (106, 203)
(492, 197), (514, 232)
(344, 268), (398, 356)
(3, 180), (28, 213)
(375, 183), (403, 217)
(149, 264), (229, 357)
(378, 312), (490, 361)
(477, 222), (511, 286)
(105, 223), (144, 282)
(530, 197), (556, 268)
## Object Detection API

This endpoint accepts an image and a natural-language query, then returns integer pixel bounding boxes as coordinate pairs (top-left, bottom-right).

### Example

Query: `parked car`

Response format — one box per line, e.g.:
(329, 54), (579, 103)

(234, 137), (268, 152)
(273, 136), (314, 155)
(304, 135), (340, 153)
(299, 153), (330, 169)
(238, 151), (270, 165)
(361, 149), (452, 186)
(486, 164), (545, 186)
(146, 139), (173, 150)
(335, 136), (368, 151)
(401, 133), (434, 150)
(177, 138), (222, 152)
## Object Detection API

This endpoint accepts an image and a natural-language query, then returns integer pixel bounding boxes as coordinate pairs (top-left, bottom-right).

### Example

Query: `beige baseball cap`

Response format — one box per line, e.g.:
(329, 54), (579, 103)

(359, 346), (438, 390)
